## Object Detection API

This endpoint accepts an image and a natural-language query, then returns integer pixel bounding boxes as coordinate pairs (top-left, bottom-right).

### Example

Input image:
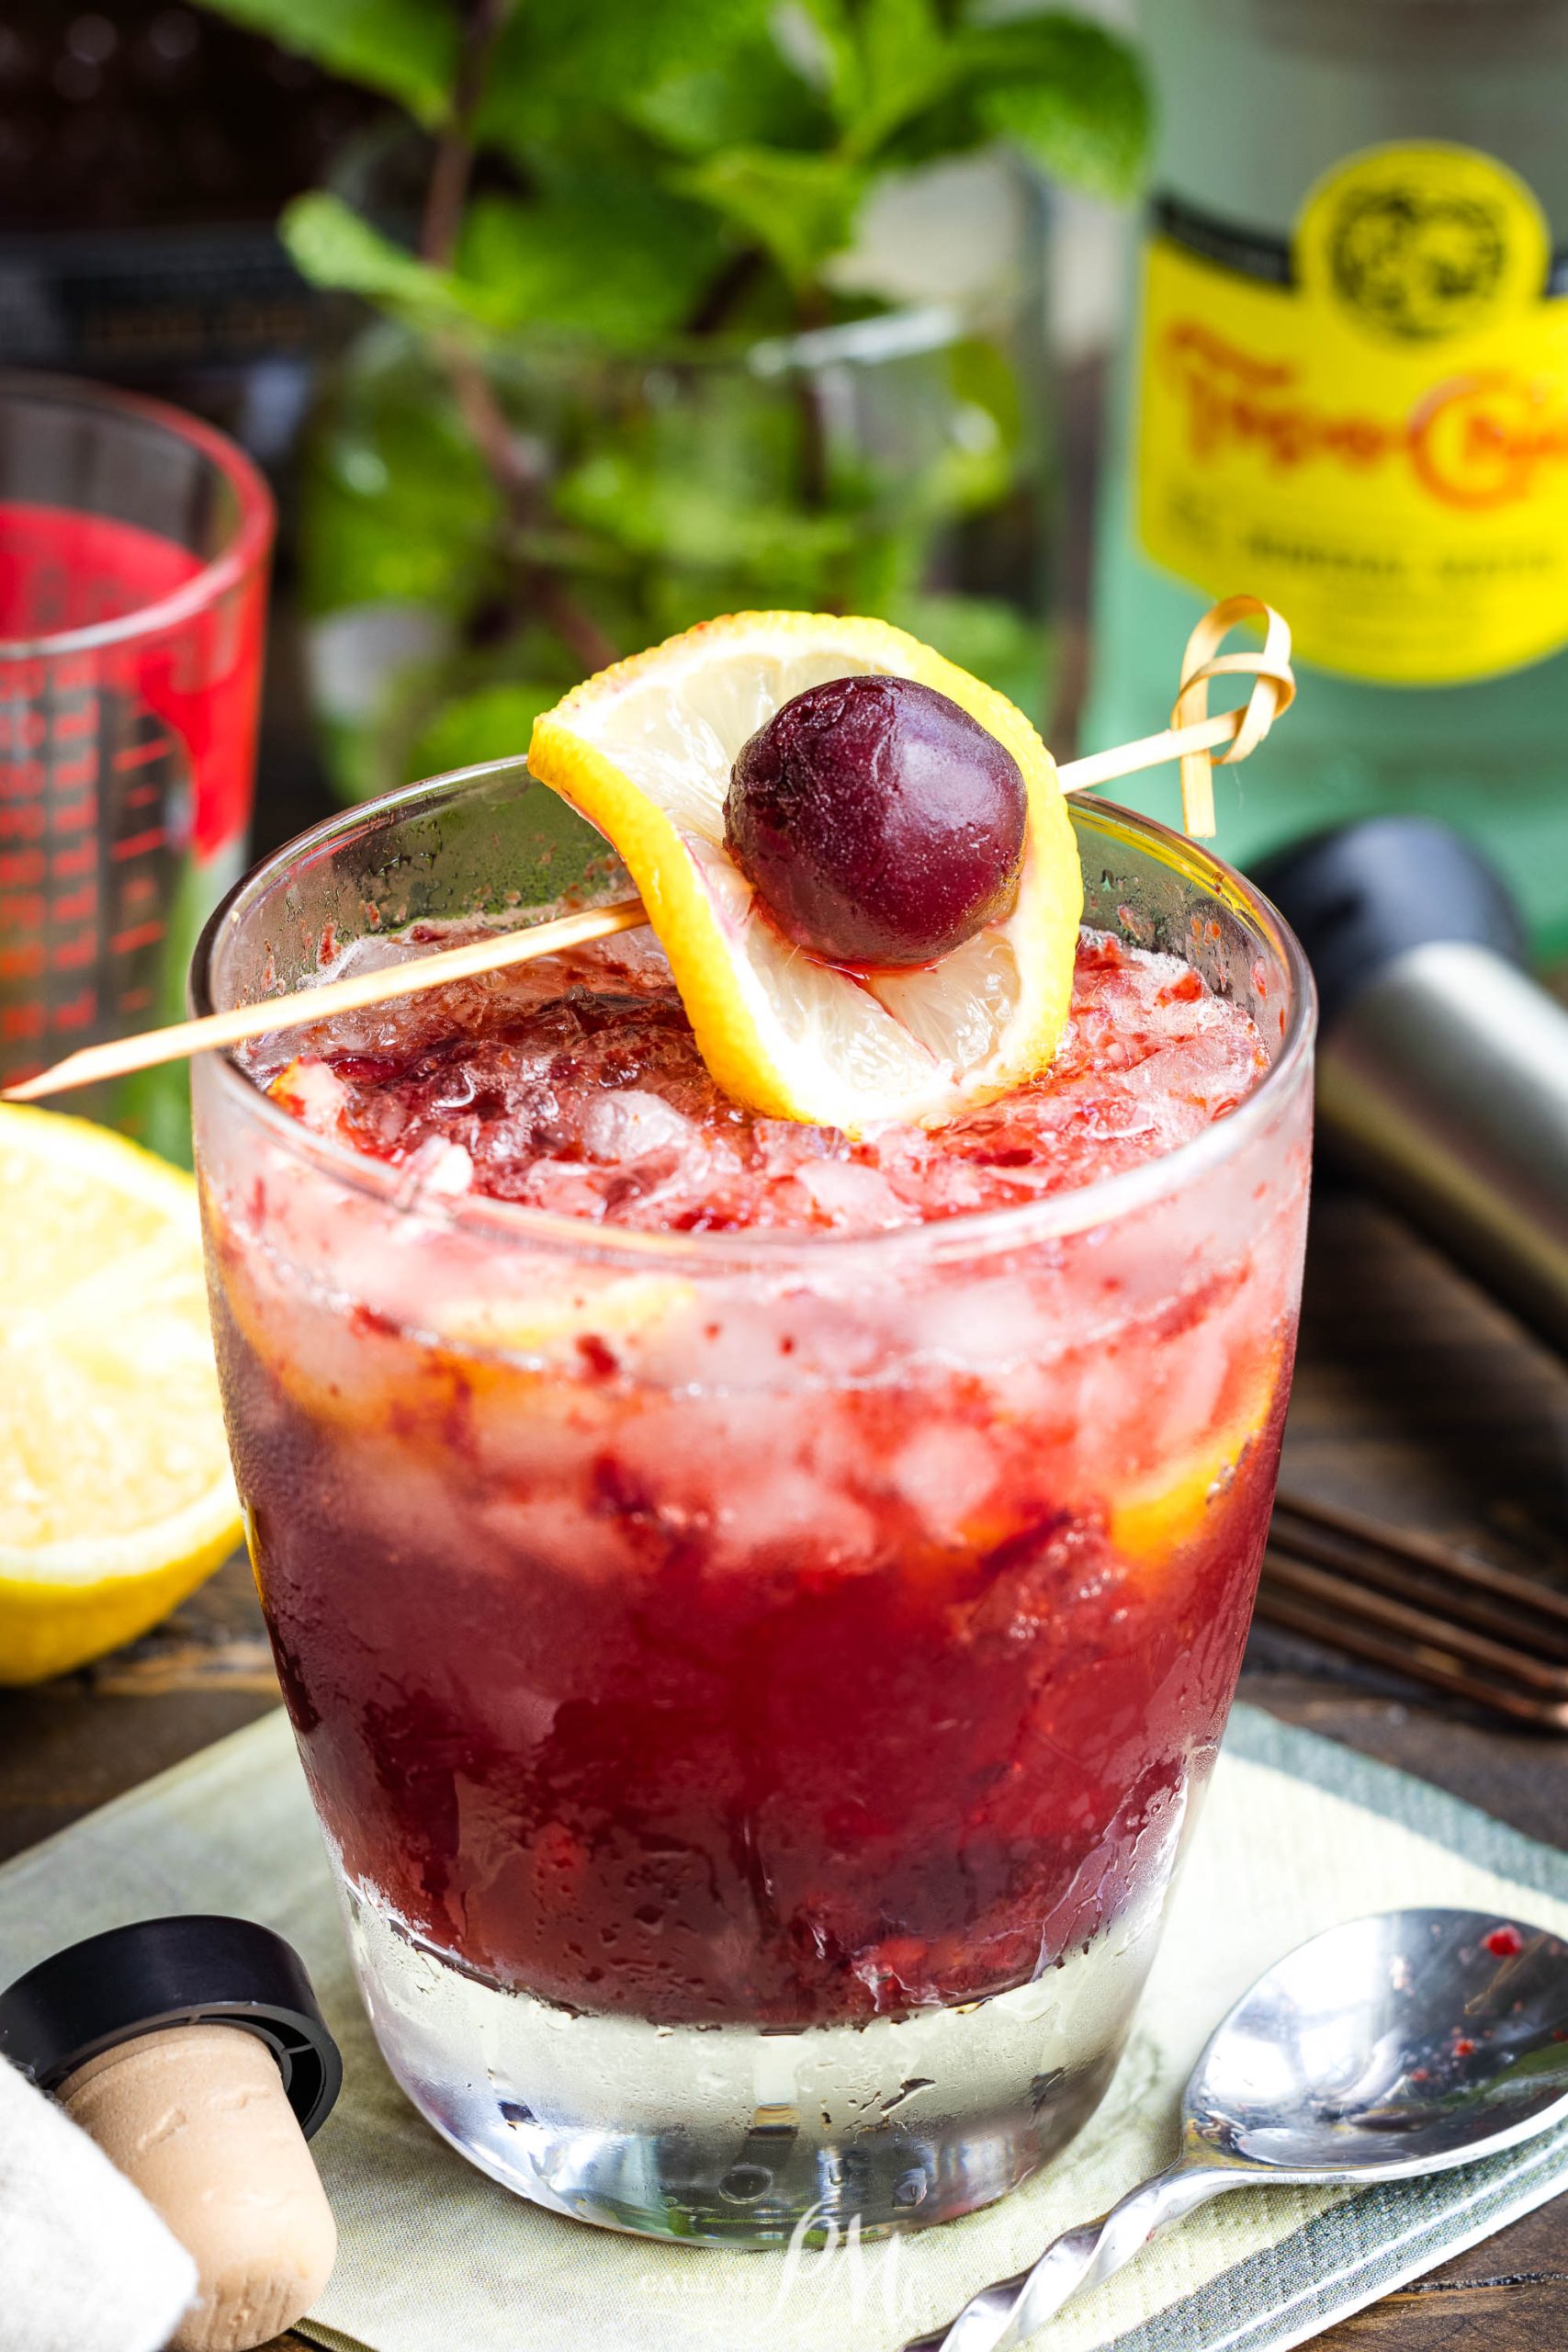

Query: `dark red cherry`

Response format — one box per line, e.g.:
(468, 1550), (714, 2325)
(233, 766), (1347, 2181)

(723, 675), (1027, 968)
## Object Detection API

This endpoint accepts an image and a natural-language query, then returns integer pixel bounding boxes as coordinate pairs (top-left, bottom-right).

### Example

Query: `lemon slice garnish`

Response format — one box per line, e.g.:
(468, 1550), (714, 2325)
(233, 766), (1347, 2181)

(0, 1105), (242, 1683)
(1108, 1346), (1286, 1571)
(528, 612), (1082, 1132)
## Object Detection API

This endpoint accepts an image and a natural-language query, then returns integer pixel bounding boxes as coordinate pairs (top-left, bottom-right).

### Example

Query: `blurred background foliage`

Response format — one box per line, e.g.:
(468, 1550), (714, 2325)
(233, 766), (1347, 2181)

(194, 0), (1149, 797)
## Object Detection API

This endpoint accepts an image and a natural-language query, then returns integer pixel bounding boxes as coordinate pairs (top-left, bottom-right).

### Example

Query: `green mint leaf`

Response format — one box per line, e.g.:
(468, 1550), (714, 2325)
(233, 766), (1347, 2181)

(189, 0), (459, 124)
(282, 193), (502, 331)
(890, 590), (1047, 718)
(478, 0), (774, 161)
(300, 329), (499, 616)
(835, 516), (929, 617)
(629, 37), (829, 158)
(961, 12), (1150, 201)
(773, 0), (863, 127)
(555, 451), (856, 586)
(458, 185), (727, 344)
(321, 632), (590, 806)
(409, 681), (562, 778)
(676, 149), (867, 288)
(847, 0), (957, 154)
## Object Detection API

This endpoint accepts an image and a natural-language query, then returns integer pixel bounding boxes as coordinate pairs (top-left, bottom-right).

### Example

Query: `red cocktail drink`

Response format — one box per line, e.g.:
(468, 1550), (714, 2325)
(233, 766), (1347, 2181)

(193, 768), (1313, 2242)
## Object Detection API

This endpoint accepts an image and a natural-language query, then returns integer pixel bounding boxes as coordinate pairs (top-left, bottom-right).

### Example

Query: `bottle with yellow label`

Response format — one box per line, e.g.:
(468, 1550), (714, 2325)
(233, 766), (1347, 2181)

(1086, 0), (1568, 953)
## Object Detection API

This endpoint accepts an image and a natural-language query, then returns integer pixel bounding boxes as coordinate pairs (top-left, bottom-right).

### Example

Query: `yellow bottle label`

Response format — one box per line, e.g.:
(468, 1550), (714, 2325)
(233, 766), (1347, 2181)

(1136, 142), (1568, 684)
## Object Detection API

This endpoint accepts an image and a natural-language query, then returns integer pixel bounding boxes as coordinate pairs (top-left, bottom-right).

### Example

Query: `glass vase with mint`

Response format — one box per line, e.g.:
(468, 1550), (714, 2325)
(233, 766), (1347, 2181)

(189, 0), (1149, 791)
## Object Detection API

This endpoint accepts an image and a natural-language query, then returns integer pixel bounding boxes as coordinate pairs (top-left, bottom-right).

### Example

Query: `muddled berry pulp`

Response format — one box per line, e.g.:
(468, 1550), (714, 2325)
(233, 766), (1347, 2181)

(259, 928), (1269, 1234)
(209, 927), (1308, 2029)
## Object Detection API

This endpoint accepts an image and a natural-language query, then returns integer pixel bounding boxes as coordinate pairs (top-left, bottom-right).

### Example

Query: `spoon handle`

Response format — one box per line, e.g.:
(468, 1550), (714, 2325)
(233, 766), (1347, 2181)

(902, 2161), (1244, 2352)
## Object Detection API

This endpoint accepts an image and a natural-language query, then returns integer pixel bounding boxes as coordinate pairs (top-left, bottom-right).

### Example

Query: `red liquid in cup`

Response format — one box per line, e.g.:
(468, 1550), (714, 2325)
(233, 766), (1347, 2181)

(0, 502), (262, 1080)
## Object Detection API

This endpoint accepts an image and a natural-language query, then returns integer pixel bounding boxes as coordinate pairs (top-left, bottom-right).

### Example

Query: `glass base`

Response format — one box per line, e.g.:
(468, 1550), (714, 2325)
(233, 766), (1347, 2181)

(339, 1874), (1163, 2245)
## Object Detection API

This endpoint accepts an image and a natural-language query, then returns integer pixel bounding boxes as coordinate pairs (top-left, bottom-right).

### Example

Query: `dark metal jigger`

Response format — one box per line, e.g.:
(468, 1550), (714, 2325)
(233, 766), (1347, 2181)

(1258, 815), (1568, 1356)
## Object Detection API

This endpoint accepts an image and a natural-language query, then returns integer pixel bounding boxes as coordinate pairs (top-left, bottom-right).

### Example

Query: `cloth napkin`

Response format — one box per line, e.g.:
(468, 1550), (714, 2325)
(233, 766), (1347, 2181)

(0, 2052), (197, 2352)
(3, 1703), (1568, 2352)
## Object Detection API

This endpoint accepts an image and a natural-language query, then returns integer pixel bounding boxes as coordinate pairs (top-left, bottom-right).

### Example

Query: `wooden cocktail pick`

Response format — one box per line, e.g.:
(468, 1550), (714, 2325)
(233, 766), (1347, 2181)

(2, 599), (1292, 1106)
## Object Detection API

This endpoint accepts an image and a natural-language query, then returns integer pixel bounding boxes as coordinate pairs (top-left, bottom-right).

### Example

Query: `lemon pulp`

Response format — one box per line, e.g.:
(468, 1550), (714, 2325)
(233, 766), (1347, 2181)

(0, 1105), (241, 1683)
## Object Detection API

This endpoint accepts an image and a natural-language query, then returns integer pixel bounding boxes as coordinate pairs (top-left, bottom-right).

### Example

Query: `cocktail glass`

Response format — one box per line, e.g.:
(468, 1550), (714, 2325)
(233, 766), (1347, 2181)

(191, 761), (1314, 2245)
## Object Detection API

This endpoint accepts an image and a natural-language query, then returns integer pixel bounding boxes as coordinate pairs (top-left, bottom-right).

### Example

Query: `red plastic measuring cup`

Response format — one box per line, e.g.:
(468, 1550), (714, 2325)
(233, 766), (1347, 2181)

(0, 373), (273, 1146)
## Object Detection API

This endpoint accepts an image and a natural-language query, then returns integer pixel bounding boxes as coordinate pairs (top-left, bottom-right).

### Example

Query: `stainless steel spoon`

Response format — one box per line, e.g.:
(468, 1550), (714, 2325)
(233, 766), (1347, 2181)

(904, 1906), (1568, 2352)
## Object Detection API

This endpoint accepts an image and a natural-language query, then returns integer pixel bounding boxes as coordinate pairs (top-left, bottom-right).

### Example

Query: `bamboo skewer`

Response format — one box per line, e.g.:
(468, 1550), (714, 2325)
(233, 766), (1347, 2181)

(0, 900), (652, 1104)
(2, 600), (1293, 1107)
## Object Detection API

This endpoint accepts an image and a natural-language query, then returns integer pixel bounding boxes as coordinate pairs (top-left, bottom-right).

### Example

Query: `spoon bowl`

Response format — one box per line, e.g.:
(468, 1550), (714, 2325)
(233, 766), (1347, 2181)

(908, 1907), (1568, 2352)
(1186, 1906), (1568, 2177)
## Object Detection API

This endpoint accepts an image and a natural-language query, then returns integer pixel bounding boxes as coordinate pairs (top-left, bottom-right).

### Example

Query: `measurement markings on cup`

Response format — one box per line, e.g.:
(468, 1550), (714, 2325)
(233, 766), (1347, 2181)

(0, 661), (189, 1073)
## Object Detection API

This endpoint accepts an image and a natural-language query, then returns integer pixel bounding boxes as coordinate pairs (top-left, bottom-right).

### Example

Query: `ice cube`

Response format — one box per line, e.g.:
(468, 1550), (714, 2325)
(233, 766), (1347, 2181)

(396, 1136), (474, 1202)
(581, 1089), (697, 1164)
(888, 1425), (998, 1533)
(267, 1057), (348, 1134)
(795, 1159), (908, 1229)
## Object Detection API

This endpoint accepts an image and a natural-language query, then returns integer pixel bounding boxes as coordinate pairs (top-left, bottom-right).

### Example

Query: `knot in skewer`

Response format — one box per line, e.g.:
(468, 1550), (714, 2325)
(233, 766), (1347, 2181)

(1171, 594), (1295, 838)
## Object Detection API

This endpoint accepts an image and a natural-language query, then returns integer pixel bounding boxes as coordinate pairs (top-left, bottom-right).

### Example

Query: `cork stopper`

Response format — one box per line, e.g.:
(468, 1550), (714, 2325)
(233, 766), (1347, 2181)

(62, 2024), (337, 2351)
(0, 1915), (343, 2352)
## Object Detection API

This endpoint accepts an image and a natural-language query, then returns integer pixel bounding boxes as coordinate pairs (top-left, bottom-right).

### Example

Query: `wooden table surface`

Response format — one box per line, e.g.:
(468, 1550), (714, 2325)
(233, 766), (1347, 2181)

(4, 1182), (1567, 2347)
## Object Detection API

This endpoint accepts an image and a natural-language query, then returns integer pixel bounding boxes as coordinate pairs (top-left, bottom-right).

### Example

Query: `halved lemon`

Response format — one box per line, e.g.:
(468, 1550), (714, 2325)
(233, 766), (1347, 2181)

(0, 1105), (242, 1683)
(528, 613), (1082, 1132)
